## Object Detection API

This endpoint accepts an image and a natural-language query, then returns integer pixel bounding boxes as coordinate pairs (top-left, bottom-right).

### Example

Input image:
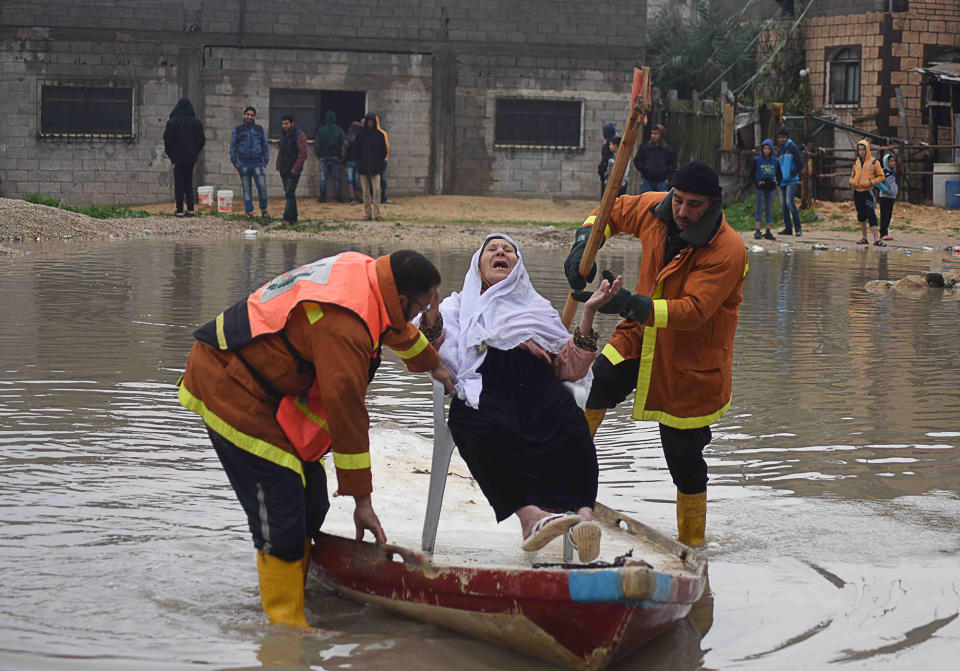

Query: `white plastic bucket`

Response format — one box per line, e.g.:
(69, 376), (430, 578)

(197, 185), (214, 208)
(217, 189), (233, 213)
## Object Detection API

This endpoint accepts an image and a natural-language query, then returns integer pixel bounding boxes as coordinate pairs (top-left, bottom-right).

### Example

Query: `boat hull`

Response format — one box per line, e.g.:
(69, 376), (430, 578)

(311, 510), (706, 670)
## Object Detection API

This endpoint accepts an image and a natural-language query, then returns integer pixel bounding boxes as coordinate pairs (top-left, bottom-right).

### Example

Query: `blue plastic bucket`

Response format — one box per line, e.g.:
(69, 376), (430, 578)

(947, 180), (960, 209)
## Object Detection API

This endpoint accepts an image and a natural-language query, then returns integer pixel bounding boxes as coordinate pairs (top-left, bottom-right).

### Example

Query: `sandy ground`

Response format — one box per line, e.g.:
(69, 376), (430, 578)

(2, 194), (959, 256)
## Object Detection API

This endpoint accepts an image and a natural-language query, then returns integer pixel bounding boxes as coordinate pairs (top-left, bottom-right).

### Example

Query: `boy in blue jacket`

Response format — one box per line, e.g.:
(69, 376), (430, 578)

(751, 139), (782, 240)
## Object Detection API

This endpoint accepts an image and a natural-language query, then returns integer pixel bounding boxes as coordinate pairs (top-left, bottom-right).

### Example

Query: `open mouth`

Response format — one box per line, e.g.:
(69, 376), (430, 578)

(493, 260), (508, 269)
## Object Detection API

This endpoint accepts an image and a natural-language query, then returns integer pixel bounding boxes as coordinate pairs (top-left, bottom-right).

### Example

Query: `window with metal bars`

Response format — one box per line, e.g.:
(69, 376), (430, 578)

(269, 89), (323, 139)
(39, 84), (135, 138)
(494, 99), (582, 149)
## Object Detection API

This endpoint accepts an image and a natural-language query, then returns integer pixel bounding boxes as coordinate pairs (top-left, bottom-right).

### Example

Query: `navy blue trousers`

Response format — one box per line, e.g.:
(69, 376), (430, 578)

(208, 428), (329, 561)
(586, 356), (711, 494)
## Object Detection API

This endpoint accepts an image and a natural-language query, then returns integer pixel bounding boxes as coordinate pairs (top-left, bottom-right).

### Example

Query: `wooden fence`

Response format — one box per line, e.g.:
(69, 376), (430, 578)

(660, 98), (722, 166)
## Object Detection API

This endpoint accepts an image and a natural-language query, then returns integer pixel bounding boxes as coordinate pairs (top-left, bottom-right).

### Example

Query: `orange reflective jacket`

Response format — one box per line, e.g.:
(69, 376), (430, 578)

(192, 252), (393, 462)
(583, 192), (747, 428)
(181, 253), (437, 492)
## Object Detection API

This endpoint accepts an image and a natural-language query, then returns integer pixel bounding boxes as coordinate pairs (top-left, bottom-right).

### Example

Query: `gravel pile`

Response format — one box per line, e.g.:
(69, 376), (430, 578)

(0, 198), (249, 255)
(0, 198), (102, 243)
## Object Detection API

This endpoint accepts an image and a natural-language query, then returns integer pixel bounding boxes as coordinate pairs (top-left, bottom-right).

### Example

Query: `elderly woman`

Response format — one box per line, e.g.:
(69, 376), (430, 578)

(419, 234), (621, 562)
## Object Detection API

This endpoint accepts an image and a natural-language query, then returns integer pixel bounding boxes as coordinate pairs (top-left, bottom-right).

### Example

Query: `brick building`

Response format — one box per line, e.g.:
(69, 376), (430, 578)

(802, 0), (960, 150)
(0, 1), (645, 206)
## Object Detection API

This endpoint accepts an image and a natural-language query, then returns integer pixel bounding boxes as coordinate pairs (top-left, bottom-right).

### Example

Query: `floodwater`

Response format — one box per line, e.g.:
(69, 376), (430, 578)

(0, 237), (958, 671)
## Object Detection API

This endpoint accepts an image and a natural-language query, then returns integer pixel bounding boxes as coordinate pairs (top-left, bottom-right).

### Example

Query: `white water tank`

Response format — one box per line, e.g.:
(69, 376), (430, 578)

(932, 163), (960, 207)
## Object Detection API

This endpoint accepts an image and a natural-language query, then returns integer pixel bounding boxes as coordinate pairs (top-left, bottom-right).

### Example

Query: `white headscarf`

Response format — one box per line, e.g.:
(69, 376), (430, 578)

(438, 233), (589, 409)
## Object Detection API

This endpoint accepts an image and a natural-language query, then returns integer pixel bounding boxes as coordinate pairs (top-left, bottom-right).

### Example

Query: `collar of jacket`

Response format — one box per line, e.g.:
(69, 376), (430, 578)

(374, 255), (408, 331)
(651, 189), (723, 248)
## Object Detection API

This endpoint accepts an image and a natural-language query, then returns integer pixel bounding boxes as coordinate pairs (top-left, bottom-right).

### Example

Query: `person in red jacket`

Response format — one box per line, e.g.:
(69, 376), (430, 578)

(565, 161), (747, 547)
(276, 115), (308, 224)
(178, 250), (455, 628)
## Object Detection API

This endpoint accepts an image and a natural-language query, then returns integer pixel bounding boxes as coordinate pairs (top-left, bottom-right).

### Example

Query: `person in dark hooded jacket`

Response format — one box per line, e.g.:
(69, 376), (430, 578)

(314, 110), (345, 202)
(633, 124), (677, 194)
(597, 122), (617, 198)
(162, 97), (206, 216)
(354, 113), (388, 220)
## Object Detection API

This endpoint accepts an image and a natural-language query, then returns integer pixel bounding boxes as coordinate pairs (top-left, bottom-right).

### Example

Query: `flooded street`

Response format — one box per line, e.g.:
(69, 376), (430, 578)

(1, 238), (958, 670)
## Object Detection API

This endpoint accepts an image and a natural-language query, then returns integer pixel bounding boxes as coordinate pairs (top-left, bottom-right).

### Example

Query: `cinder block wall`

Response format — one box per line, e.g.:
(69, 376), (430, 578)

(455, 53), (633, 197)
(0, 36), (182, 205)
(202, 48), (433, 207)
(0, 0), (645, 206)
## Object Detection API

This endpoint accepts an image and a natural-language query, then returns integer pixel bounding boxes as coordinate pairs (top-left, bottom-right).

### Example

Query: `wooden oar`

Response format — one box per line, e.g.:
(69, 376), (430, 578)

(561, 67), (651, 328)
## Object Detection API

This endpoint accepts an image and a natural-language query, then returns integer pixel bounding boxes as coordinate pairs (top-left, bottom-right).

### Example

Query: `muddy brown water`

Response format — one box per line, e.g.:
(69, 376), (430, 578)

(1, 239), (958, 670)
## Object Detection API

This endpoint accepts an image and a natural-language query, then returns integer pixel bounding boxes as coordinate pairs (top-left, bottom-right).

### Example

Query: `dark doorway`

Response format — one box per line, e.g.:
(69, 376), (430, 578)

(321, 90), (366, 132)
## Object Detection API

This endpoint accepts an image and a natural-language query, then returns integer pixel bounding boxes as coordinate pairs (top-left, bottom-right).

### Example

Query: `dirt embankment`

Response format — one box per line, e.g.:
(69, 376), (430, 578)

(2, 194), (959, 256)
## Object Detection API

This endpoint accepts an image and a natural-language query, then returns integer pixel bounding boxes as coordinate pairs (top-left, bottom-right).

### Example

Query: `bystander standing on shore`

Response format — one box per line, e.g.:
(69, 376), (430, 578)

(314, 111), (345, 203)
(229, 106), (270, 220)
(276, 115), (308, 224)
(878, 152), (898, 241)
(162, 97), (205, 217)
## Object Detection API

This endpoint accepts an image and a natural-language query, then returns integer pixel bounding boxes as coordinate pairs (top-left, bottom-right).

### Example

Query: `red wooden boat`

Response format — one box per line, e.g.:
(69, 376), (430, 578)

(309, 423), (707, 670)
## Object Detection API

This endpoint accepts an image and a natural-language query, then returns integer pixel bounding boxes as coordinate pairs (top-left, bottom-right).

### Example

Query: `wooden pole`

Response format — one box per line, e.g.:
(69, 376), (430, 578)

(561, 67), (650, 328)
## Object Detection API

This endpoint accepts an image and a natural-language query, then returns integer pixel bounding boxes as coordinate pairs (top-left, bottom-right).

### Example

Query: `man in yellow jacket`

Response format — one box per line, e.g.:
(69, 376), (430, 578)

(849, 139), (887, 246)
(179, 250), (455, 628)
(565, 161), (747, 547)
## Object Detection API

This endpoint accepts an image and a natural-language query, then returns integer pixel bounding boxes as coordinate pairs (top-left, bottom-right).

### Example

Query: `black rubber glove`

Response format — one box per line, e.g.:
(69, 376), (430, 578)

(572, 271), (652, 323)
(564, 226), (597, 291)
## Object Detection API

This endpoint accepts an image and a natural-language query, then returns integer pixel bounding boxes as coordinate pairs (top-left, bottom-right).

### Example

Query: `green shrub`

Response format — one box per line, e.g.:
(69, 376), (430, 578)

(20, 193), (150, 219)
(724, 195), (816, 232)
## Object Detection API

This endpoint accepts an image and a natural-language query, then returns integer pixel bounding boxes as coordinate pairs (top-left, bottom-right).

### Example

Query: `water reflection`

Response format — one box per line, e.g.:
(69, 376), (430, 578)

(0, 239), (957, 670)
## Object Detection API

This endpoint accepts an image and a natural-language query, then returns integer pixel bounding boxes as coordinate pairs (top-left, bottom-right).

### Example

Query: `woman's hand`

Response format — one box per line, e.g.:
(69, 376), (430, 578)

(577, 274), (622, 339)
(583, 275), (623, 313)
(421, 285), (441, 329)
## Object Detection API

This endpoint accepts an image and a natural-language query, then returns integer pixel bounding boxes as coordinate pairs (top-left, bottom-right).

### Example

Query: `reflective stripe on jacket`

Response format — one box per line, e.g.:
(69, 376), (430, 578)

(582, 192), (747, 428)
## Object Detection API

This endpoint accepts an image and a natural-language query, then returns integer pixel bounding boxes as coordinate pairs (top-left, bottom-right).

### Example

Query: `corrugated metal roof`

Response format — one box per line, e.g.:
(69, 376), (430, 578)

(913, 62), (960, 83)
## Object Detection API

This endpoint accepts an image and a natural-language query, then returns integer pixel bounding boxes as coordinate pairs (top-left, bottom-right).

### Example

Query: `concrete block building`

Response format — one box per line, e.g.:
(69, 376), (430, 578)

(0, 0), (646, 206)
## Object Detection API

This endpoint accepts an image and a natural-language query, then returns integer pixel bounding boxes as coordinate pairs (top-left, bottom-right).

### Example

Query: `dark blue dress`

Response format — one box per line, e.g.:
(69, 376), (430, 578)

(448, 347), (599, 522)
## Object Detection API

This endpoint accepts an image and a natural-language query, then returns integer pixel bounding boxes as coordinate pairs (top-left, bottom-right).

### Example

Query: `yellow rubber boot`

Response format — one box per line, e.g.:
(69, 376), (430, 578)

(583, 408), (607, 438)
(676, 490), (706, 547)
(256, 549), (310, 628)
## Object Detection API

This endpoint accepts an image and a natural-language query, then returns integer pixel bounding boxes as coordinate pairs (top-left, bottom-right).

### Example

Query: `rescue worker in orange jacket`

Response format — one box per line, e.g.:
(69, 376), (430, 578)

(178, 250), (455, 628)
(564, 161), (747, 547)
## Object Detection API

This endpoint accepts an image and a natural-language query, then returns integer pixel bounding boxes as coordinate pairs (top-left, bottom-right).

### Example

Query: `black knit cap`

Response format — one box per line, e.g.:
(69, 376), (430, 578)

(671, 160), (722, 198)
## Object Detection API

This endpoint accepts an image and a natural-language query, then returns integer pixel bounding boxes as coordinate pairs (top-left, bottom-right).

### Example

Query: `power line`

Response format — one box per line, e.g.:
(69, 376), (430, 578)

(733, 0), (817, 97)
(700, 13), (782, 97)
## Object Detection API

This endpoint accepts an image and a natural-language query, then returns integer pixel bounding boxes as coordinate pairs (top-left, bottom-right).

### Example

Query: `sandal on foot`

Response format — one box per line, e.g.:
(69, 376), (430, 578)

(569, 520), (602, 563)
(173, 211), (185, 218)
(521, 513), (580, 552)
(881, 235), (893, 241)
(857, 238), (869, 245)
(873, 239), (886, 246)
(244, 211), (254, 219)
